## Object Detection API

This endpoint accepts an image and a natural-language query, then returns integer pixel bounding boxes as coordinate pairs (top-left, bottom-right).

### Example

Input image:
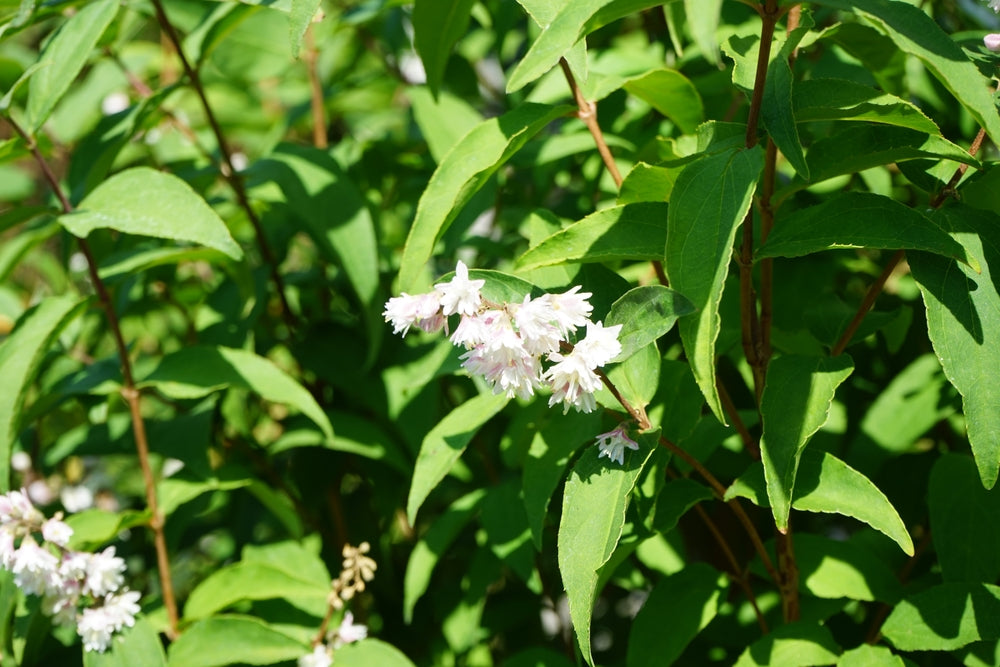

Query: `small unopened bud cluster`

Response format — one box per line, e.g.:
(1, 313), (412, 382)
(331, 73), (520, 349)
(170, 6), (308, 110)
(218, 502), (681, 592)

(384, 261), (623, 413)
(298, 542), (376, 667)
(0, 489), (140, 653)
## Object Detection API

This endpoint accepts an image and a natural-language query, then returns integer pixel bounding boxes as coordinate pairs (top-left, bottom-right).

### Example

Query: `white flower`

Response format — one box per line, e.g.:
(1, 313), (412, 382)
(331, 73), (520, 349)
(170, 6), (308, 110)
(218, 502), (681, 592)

(991, 0), (1000, 13)
(594, 424), (640, 465)
(298, 645), (333, 667)
(450, 309), (501, 348)
(986, 33), (1000, 51)
(60, 485), (94, 513)
(513, 295), (562, 356)
(435, 260), (485, 316)
(42, 518), (73, 547)
(0, 489), (42, 524)
(102, 590), (141, 632)
(543, 352), (603, 413)
(460, 336), (541, 399)
(0, 528), (16, 569)
(383, 292), (445, 336)
(43, 585), (80, 627)
(11, 538), (59, 596)
(83, 547), (126, 597)
(572, 321), (623, 367)
(548, 286), (593, 336)
(333, 610), (368, 647)
(77, 606), (115, 652)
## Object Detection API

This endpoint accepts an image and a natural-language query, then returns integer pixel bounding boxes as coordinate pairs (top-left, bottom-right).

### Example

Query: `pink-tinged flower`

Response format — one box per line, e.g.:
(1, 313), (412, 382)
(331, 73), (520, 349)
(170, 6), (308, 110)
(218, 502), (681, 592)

(382, 291), (445, 336)
(543, 352), (603, 413)
(594, 424), (640, 465)
(513, 295), (561, 356)
(83, 547), (126, 597)
(77, 606), (115, 653)
(0, 489), (42, 524)
(0, 529), (16, 569)
(572, 321), (623, 368)
(11, 538), (59, 596)
(460, 333), (542, 399)
(548, 286), (593, 336)
(435, 260), (485, 316)
(451, 309), (504, 348)
(333, 610), (368, 647)
(42, 518), (73, 547)
(986, 33), (1000, 51)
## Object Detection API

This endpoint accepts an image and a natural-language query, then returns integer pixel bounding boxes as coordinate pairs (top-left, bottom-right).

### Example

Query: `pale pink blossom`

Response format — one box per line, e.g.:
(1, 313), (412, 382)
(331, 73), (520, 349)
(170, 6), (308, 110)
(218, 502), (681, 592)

(382, 292), (445, 336)
(543, 352), (603, 413)
(333, 610), (368, 647)
(594, 424), (640, 465)
(513, 295), (562, 355)
(986, 33), (1000, 51)
(299, 645), (333, 667)
(548, 286), (594, 336)
(11, 538), (59, 595)
(42, 518), (73, 547)
(435, 260), (485, 316)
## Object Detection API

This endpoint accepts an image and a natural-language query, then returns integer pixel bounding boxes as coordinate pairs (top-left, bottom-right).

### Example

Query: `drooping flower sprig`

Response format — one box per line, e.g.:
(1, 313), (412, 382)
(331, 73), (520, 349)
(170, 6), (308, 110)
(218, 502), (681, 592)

(0, 489), (140, 652)
(384, 261), (623, 414)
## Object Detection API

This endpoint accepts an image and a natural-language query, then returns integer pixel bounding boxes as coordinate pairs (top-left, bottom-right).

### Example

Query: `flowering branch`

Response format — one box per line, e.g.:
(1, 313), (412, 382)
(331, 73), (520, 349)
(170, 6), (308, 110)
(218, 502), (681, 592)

(4, 116), (180, 639)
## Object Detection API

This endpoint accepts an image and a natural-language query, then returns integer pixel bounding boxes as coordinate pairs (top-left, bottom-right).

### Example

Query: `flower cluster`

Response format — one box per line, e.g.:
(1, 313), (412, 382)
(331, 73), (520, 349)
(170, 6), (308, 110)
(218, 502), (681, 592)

(0, 489), (140, 652)
(384, 262), (623, 413)
(298, 542), (376, 667)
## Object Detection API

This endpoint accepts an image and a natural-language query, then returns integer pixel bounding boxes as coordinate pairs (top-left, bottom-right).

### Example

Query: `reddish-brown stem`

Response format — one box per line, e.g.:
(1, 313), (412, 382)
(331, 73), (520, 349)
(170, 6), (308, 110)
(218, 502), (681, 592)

(559, 58), (622, 188)
(149, 0), (297, 330)
(303, 24), (329, 149)
(6, 117), (180, 638)
(775, 528), (799, 622)
(596, 368), (650, 430)
(832, 127), (988, 356)
(758, 138), (778, 375)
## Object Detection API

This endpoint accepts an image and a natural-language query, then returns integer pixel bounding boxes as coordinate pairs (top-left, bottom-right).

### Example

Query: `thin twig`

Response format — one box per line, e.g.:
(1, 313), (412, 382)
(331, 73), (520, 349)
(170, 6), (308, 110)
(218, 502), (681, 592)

(559, 58), (622, 187)
(5, 117), (180, 638)
(717, 378), (759, 460)
(149, 0), (297, 329)
(303, 24), (329, 149)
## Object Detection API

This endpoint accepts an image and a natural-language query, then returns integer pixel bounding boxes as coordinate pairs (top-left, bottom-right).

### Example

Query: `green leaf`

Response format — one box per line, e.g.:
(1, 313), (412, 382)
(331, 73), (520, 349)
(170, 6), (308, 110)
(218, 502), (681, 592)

(559, 432), (656, 665)
(412, 0), (476, 96)
(97, 246), (231, 283)
(605, 285), (694, 362)
(335, 639), (417, 667)
(408, 87), (483, 163)
(623, 69), (703, 134)
(0, 296), (84, 493)
(403, 488), (486, 623)
(60, 168), (243, 260)
(650, 478), (712, 535)
(481, 480), (535, 586)
(794, 534), (902, 603)
(602, 342), (659, 411)
(288, 0), (321, 57)
(407, 391), (509, 524)
(83, 618), (167, 667)
(812, 0), (1000, 147)
(733, 622), (840, 667)
(759, 355), (854, 532)
(142, 345), (333, 443)
(166, 615), (309, 667)
(515, 203), (668, 272)
(398, 103), (572, 291)
(726, 450), (913, 555)
(184, 562), (328, 620)
(758, 192), (978, 271)
(250, 143), (378, 308)
(0, 61), (43, 112)
(626, 563), (727, 667)
(762, 50), (808, 180)
(910, 205), (1000, 487)
(618, 163), (680, 204)
(64, 509), (151, 552)
(882, 583), (1000, 651)
(25, 0), (117, 131)
(665, 146), (763, 422)
(506, 0), (665, 92)
(779, 126), (978, 197)
(683, 0), (722, 66)
(837, 645), (904, 667)
(523, 410), (601, 548)
(794, 79), (940, 135)
(929, 455), (1000, 583)
(158, 467), (254, 517)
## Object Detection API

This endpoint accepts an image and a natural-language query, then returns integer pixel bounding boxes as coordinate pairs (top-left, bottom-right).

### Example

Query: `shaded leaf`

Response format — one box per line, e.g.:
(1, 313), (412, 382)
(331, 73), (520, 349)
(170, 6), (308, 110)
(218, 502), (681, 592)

(794, 534), (902, 603)
(650, 478), (712, 535)
(618, 163), (680, 204)
(623, 69), (703, 134)
(184, 561), (328, 620)
(335, 639), (417, 667)
(626, 563), (727, 667)
(288, 0), (321, 57)
(142, 346), (333, 442)
(882, 583), (1000, 651)
(408, 87), (483, 163)
(794, 79), (940, 135)
(60, 168), (243, 260)
(605, 286), (693, 362)
(413, 0), (476, 96)
(407, 392), (509, 523)
(929, 454), (1000, 583)
(399, 103), (572, 291)
(665, 146), (763, 422)
(0, 296), (84, 493)
(83, 618), (167, 667)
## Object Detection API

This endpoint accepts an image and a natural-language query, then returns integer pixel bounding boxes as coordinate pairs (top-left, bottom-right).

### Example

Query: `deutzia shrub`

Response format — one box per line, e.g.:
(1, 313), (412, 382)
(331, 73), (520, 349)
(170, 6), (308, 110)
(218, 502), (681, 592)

(384, 261), (622, 414)
(0, 489), (140, 652)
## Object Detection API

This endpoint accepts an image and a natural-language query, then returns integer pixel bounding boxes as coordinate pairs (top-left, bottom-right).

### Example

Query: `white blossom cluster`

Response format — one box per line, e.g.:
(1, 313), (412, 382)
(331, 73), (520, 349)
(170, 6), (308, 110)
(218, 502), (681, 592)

(384, 261), (623, 413)
(991, 0), (1000, 12)
(0, 489), (140, 653)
